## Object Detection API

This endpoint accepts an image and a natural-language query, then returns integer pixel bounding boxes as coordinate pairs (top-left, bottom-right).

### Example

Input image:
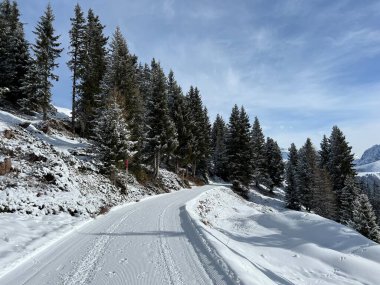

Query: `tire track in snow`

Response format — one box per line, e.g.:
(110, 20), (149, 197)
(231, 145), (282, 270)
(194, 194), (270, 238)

(62, 207), (139, 285)
(157, 196), (185, 285)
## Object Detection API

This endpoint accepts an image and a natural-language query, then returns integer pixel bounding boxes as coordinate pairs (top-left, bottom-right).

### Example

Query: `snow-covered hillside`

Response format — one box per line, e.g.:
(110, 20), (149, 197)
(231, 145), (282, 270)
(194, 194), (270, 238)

(187, 187), (380, 285)
(355, 145), (380, 173)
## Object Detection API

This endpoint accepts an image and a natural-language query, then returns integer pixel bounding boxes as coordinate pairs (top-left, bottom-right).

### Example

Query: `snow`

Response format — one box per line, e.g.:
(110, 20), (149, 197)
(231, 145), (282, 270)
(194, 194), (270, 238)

(186, 186), (380, 285)
(356, 144), (380, 166)
(54, 106), (72, 119)
(0, 186), (237, 285)
(355, 160), (380, 173)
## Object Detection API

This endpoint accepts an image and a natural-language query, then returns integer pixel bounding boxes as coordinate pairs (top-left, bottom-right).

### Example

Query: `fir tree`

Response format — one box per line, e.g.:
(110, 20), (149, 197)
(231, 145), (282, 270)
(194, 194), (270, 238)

(312, 168), (337, 220)
(285, 143), (301, 210)
(77, 9), (107, 136)
(264, 137), (284, 192)
(327, 126), (356, 219)
(0, 0), (30, 105)
(32, 3), (62, 120)
(251, 117), (267, 187)
(319, 135), (330, 169)
(296, 138), (318, 211)
(352, 193), (380, 243)
(226, 105), (253, 188)
(93, 96), (135, 172)
(68, 4), (86, 132)
(211, 114), (228, 179)
(186, 86), (207, 176)
(145, 59), (178, 178)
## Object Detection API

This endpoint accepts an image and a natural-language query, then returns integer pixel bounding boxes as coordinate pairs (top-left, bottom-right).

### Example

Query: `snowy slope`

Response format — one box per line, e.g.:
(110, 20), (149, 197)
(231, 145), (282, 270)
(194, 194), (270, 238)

(356, 145), (380, 166)
(187, 187), (380, 285)
(355, 160), (380, 173)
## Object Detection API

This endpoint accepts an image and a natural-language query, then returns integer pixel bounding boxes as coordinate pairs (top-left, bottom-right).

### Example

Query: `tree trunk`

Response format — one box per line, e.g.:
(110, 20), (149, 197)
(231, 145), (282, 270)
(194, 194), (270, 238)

(71, 66), (76, 134)
(192, 161), (197, 177)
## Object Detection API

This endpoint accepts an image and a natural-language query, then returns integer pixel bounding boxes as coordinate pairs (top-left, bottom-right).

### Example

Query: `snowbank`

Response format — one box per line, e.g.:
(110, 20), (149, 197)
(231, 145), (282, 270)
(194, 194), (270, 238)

(186, 187), (380, 285)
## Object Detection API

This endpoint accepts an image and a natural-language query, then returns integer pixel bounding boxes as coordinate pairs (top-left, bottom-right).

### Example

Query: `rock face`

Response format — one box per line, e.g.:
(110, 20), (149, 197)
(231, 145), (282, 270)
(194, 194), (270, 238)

(356, 145), (380, 166)
(0, 158), (11, 175)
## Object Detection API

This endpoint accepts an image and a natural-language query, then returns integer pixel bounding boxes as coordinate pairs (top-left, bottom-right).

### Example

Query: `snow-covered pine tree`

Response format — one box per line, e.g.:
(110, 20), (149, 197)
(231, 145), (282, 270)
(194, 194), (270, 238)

(19, 59), (45, 114)
(296, 138), (318, 211)
(68, 3), (86, 132)
(145, 59), (178, 179)
(103, 27), (143, 156)
(285, 143), (301, 210)
(352, 193), (380, 243)
(251, 117), (267, 187)
(211, 114), (228, 180)
(93, 96), (135, 173)
(31, 3), (62, 120)
(264, 137), (284, 192)
(0, 0), (29, 105)
(77, 9), (108, 137)
(341, 176), (380, 242)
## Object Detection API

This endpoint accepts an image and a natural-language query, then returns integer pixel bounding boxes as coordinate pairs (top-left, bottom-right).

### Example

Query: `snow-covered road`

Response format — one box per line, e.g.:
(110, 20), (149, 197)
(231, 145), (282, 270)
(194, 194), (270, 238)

(0, 185), (236, 285)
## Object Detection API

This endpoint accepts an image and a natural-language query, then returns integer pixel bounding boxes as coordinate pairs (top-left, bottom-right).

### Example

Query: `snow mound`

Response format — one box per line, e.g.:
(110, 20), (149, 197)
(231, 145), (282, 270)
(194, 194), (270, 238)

(187, 187), (380, 285)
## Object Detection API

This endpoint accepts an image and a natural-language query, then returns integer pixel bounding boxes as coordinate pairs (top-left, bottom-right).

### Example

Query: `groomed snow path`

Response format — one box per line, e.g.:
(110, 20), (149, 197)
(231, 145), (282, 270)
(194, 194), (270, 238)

(0, 185), (237, 285)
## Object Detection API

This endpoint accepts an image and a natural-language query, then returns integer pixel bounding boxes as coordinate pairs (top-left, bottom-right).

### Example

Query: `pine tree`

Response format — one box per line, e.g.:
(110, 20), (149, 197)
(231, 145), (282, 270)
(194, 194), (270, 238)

(264, 137), (284, 192)
(32, 3), (62, 120)
(319, 135), (330, 169)
(211, 114), (228, 179)
(77, 9), (107, 136)
(352, 193), (380, 243)
(285, 143), (301, 210)
(327, 126), (356, 219)
(197, 106), (212, 176)
(19, 59), (44, 114)
(312, 168), (337, 220)
(226, 105), (242, 182)
(186, 86), (207, 176)
(93, 96), (135, 172)
(171, 87), (191, 174)
(251, 117), (267, 187)
(339, 176), (361, 226)
(68, 3), (86, 132)
(145, 59), (178, 178)
(0, 0), (30, 105)
(226, 105), (253, 188)
(296, 138), (318, 211)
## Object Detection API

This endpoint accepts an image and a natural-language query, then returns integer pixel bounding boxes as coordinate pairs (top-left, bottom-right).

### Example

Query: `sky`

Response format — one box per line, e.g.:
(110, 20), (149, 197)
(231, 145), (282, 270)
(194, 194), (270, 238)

(16, 0), (380, 156)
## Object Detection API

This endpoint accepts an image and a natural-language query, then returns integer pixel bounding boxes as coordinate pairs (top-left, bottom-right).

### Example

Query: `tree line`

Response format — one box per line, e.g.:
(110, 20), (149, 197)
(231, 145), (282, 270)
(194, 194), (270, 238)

(0, 0), (379, 242)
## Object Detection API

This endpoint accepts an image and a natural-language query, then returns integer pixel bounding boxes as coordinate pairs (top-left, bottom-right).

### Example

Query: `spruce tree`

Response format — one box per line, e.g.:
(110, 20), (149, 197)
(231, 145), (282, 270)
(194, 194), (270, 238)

(93, 96), (135, 172)
(264, 137), (284, 192)
(68, 4), (86, 132)
(77, 9), (107, 136)
(145, 59), (178, 178)
(186, 86), (207, 176)
(0, 0), (29, 105)
(251, 117), (267, 187)
(32, 3), (62, 120)
(211, 114), (228, 179)
(312, 168), (336, 220)
(226, 105), (253, 188)
(327, 126), (356, 219)
(296, 138), (318, 211)
(319, 135), (330, 169)
(285, 143), (301, 210)
(226, 105), (242, 183)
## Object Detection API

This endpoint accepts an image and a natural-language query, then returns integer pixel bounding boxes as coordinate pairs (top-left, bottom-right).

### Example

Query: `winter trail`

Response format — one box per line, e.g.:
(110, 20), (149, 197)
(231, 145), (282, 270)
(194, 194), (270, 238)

(0, 185), (237, 285)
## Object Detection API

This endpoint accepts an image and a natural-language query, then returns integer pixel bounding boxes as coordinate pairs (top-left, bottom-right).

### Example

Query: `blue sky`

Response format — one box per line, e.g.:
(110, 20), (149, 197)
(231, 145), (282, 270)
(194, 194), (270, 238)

(17, 0), (380, 156)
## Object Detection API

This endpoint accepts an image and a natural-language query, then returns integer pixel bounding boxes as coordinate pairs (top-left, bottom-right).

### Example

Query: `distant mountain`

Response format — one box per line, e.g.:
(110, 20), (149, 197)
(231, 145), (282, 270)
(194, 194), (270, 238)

(355, 145), (380, 173)
(281, 148), (289, 161)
